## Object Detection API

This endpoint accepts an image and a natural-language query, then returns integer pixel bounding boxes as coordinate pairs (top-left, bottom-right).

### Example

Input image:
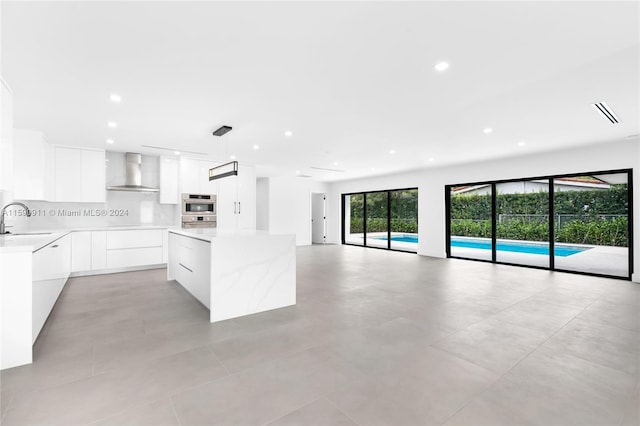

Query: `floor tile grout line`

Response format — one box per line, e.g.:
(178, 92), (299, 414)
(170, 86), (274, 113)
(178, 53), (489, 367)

(439, 298), (597, 425)
(322, 395), (361, 426)
(0, 394), (14, 425)
(169, 396), (183, 426)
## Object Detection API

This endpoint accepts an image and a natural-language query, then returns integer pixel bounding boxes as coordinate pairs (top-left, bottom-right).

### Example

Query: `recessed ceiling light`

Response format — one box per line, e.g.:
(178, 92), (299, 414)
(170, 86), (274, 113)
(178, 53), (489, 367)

(174, 151), (180, 155)
(434, 62), (450, 72)
(106, 139), (114, 144)
(333, 162), (339, 166)
(370, 167), (376, 171)
(230, 155), (236, 160)
(517, 141), (526, 147)
(483, 128), (493, 134)
(296, 170), (301, 174)
(253, 144), (260, 150)
(109, 94), (121, 103)
(428, 157), (435, 162)
(389, 149), (396, 155)
(107, 121), (117, 128)
(284, 131), (293, 137)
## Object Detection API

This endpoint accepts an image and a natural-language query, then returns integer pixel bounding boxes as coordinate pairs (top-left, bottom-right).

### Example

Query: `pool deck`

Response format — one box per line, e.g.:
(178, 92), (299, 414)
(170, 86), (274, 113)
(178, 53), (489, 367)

(345, 232), (417, 252)
(346, 233), (628, 277)
(452, 237), (628, 277)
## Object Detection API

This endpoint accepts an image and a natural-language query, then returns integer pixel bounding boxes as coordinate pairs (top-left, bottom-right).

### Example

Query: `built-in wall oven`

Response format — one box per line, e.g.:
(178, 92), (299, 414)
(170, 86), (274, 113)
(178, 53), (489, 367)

(182, 193), (216, 228)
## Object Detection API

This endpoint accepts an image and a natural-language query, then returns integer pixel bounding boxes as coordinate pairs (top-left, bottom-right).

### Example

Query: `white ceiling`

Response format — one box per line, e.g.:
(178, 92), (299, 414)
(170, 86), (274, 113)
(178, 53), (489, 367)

(2, 1), (638, 182)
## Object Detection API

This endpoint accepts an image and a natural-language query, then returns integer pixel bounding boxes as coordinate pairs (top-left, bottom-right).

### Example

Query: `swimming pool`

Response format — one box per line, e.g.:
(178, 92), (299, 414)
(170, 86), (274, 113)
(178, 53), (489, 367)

(376, 235), (589, 257)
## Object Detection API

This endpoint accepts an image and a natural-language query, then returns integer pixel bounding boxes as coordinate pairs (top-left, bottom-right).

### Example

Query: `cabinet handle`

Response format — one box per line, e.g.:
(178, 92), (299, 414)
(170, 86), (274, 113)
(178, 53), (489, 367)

(234, 202), (237, 214)
(179, 262), (193, 273)
(50, 244), (59, 248)
(238, 202), (241, 214)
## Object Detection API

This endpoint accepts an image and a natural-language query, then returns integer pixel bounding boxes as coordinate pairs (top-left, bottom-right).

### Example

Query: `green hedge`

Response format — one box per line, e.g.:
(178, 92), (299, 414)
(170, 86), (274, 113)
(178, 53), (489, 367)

(451, 217), (628, 246)
(350, 218), (418, 234)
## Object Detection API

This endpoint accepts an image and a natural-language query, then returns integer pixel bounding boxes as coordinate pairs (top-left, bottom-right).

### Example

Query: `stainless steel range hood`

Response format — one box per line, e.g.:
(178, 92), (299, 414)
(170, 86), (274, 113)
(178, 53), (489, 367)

(106, 152), (159, 192)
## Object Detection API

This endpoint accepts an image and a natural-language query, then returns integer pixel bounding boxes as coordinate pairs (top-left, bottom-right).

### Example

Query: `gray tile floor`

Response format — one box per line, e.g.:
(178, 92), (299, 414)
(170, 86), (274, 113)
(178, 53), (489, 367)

(1, 245), (639, 425)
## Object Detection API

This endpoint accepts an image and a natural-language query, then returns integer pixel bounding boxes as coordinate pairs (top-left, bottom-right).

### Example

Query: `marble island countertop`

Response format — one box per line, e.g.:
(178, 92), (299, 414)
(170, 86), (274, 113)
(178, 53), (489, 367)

(168, 227), (289, 243)
(0, 225), (172, 253)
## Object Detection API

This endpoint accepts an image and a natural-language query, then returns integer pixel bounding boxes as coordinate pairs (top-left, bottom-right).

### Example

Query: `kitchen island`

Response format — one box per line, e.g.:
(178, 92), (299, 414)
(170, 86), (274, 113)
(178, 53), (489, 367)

(167, 228), (296, 322)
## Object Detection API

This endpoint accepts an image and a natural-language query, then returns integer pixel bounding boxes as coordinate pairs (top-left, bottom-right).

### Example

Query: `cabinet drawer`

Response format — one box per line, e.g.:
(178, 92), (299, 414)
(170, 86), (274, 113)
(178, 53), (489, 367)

(33, 236), (71, 282)
(106, 230), (163, 249)
(106, 247), (163, 269)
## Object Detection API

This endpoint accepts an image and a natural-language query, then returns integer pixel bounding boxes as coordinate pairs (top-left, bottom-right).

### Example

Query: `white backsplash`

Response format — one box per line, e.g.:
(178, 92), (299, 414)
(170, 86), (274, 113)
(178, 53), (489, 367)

(4, 152), (179, 232)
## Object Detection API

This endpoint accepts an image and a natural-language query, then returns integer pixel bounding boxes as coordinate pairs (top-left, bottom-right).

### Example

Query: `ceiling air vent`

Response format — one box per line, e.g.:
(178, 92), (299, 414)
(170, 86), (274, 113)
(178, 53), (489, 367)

(311, 166), (346, 173)
(591, 102), (620, 124)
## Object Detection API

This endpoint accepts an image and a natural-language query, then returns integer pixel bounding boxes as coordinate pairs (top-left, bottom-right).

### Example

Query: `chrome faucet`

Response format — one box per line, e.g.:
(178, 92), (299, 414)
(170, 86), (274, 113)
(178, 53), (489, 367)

(0, 202), (31, 234)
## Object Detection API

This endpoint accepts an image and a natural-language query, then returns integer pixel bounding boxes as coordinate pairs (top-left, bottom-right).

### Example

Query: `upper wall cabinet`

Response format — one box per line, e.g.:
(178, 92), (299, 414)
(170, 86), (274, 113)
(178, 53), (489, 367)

(180, 158), (218, 195)
(159, 156), (179, 204)
(0, 78), (14, 192)
(13, 129), (53, 201)
(54, 146), (106, 203)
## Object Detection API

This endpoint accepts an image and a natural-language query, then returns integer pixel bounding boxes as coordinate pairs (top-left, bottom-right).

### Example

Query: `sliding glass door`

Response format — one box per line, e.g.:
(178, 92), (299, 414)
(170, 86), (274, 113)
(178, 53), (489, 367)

(344, 194), (364, 245)
(446, 169), (632, 280)
(449, 185), (492, 261)
(365, 191), (389, 248)
(390, 189), (419, 252)
(553, 173), (629, 278)
(495, 179), (550, 268)
(342, 188), (418, 253)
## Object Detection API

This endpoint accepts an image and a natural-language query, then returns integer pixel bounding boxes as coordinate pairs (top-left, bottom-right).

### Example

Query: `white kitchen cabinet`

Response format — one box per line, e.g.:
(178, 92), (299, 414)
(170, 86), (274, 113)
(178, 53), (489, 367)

(180, 158), (218, 195)
(159, 156), (179, 204)
(0, 78), (14, 192)
(13, 129), (52, 200)
(91, 231), (107, 270)
(81, 149), (106, 202)
(105, 229), (164, 269)
(106, 229), (163, 249)
(71, 231), (92, 272)
(216, 164), (256, 231)
(168, 232), (211, 308)
(54, 146), (105, 202)
(32, 233), (71, 342)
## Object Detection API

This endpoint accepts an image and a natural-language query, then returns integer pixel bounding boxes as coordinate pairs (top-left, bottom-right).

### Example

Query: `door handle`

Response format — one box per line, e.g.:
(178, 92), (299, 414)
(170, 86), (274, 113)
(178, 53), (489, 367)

(50, 244), (59, 248)
(179, 262), (193, 273)
(238, 202), (241, 214)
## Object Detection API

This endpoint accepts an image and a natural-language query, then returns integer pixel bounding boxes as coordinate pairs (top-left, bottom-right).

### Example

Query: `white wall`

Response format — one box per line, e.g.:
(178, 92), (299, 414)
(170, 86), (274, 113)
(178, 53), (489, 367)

(327, 140), (640, 281)
(266, 177), (328, 246)
(256, 178), (270, 231)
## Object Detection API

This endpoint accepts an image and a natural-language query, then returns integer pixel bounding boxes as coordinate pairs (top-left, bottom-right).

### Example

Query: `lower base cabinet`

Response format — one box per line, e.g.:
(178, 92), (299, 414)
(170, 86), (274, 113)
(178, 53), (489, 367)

(168, 232), (211, 308)
(32, 234), (71, 342)
(71, 229), (167, 274)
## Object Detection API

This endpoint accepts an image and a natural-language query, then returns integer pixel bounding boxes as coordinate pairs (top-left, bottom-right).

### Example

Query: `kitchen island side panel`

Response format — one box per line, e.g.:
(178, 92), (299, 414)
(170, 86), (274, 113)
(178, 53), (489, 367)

(209, 234), (296, 322)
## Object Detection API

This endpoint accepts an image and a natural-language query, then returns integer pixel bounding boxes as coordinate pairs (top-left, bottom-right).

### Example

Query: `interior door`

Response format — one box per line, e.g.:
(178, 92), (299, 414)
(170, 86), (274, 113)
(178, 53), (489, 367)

(311, 193), (326, 244)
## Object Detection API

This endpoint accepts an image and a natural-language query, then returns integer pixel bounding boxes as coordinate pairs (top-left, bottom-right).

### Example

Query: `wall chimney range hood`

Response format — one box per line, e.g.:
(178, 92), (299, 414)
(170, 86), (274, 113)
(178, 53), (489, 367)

(107, 152), (159, 192)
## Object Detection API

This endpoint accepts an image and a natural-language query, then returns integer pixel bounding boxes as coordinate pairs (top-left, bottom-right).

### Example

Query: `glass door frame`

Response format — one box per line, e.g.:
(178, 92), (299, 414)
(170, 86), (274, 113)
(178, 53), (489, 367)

(445, 168), (633, 280)
(341, 187), (419, 253)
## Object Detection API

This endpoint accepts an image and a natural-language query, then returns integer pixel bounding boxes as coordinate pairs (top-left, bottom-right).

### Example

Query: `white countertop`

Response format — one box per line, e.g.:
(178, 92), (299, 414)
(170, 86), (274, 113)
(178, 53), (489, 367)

(0, 225), (171, 254)
(0, 231), (71, 253)
(168, 227), (291, 243)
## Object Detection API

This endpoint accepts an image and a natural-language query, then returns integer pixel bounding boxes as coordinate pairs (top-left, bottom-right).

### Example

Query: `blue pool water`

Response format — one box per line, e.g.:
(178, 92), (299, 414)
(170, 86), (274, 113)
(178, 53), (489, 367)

(376, 235), (589, 257)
